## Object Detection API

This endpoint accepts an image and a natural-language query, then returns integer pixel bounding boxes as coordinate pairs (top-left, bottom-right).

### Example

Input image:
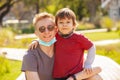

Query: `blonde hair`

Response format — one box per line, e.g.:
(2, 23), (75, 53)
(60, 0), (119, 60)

(33, 12), (55, 26)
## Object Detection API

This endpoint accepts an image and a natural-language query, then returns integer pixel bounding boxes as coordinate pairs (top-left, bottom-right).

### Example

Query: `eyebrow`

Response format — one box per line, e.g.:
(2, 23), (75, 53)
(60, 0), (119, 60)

(39, 24), (54, 27)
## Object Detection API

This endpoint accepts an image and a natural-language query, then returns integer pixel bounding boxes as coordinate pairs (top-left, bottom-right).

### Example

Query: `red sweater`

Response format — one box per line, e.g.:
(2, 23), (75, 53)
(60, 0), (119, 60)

(53, 33), (93, 78)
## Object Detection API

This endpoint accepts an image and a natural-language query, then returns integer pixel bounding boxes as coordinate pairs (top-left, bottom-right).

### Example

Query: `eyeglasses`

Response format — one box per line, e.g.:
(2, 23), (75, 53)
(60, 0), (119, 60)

(39, 25), (55, 33)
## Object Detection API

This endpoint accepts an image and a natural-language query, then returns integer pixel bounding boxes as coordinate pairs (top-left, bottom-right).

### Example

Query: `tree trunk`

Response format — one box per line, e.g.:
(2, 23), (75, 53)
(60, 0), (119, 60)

(0, 19), (3, 27)
(0, 5), (11, 27)
(89, 5), (96, 22)
(0, 0), (19, 28)
(35, 0), (40, 14)
(85, 0), (100, 23)
(35, 2), (39, 14)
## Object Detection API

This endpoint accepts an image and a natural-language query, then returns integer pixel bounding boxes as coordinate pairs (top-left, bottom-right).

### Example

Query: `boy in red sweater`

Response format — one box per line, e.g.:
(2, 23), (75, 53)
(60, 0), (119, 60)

(53, 8), (102, 80)
(30, 8), (102, 80)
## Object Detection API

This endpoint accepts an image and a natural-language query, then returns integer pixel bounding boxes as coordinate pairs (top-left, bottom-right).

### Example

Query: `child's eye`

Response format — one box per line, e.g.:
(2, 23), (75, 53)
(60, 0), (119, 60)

(67, 21), (70, 23)
(59, 22), (63, 24)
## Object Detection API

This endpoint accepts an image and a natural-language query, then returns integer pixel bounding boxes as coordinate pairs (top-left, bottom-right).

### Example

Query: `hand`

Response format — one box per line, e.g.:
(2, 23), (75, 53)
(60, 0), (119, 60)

(28, 40), (39, 50)
(83, 68), (93, 75)
(66, 77), (74, 80)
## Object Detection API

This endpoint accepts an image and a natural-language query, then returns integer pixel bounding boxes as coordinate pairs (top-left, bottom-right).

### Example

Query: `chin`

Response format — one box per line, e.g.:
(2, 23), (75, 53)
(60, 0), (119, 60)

(45, 38), (52, 42)
(44, 40), (50, 42)
(63, 33), (68, 35)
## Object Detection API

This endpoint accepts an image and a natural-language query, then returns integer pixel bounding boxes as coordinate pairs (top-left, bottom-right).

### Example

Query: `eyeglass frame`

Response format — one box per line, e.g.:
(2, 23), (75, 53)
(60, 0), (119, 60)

(38, 25), (55, 33)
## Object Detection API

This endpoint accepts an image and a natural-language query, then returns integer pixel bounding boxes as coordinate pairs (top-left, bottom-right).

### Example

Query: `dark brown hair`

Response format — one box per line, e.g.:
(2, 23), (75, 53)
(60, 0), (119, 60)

(55, 8), (77, 26)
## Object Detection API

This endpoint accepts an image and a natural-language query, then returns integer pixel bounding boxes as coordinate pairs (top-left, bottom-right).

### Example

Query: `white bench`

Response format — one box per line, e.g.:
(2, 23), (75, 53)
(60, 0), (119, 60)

(16, 55), (120, 80)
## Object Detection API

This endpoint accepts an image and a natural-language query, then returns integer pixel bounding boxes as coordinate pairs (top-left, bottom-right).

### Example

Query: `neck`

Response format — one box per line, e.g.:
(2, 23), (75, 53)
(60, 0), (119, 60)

(39, 44), (54, 57)
(58, 30), (73, 38)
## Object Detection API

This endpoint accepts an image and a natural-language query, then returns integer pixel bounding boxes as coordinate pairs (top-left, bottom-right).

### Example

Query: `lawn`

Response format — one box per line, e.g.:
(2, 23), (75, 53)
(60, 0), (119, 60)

(80, 31), (120, 64)
(0, 57), (22, 80)
(84, 31), (120, 41)
(96, 43), (120, 64)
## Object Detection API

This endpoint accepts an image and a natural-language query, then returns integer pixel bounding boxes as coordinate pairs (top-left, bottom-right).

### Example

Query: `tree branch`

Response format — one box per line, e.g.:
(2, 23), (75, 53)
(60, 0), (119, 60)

(0, 0), (11, 10)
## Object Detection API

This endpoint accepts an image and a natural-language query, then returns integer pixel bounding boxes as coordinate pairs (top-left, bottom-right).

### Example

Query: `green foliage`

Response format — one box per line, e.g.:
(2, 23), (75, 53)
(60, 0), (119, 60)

(116, 21), (120, 30)
(0, 27), (35, 48)
(76, 22), (95, 30)
(100, 16), (115, 32)
(4, 38), (35, 48)
(0, 58), (22, 80)
(19, 38), (34, 48)
(96, 43), (120, 64)
(84, 31), (119, 41)
(0, 28), (15, 47)
(46, 5), (56, 14)
(0, 56), (10, 76)
(116, 21), (120, 37)
(21, 25), (34, 34)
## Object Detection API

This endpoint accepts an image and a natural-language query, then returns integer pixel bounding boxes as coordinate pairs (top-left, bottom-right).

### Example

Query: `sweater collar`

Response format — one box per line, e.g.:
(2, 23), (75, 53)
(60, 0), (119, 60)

(58, 31), (73, 38)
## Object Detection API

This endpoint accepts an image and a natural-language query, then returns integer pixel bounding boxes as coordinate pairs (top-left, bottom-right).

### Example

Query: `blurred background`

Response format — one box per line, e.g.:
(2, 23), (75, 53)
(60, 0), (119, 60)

(0, 0), (120, 80)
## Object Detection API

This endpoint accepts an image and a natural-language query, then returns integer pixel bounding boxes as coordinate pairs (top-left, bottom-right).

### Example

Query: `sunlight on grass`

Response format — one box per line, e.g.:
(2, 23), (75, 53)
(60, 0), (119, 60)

(84, 31), (119, 41)
(96, 43), (120, 64)
(0, 56), (22, 80)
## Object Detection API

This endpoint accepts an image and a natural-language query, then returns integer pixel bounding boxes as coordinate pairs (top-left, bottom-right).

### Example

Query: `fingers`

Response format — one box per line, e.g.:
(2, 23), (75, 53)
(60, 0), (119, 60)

(83, 68), (93, 74)
(28, 41), (39, 50)
(28, 43), (34, 50)
(66, 77), (74, 80)
(34, 42), (38, 48)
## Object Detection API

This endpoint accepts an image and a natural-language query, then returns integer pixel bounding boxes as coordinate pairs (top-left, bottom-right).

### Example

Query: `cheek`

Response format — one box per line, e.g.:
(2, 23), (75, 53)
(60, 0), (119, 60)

(57, 27), (61, 30)
(35, 31), (39, 37)
(51, 31), (56, 36)
(68, 23), (73, 27)
(58, 23), (63, 27)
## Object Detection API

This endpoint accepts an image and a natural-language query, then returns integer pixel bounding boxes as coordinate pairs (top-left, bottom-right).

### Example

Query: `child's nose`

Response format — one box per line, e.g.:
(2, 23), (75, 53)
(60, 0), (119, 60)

(63, 23), (67, 27)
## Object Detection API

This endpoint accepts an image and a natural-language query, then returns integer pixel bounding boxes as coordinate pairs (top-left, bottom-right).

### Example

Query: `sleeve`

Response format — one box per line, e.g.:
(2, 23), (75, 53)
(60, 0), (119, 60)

(21, 51), (38, 72)
(84, 44), (96, 68)
(78, 34), (93, 50)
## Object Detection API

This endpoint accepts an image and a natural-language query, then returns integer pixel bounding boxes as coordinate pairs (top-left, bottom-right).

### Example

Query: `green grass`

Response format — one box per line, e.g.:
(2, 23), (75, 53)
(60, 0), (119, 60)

(0, 56), (22, 80)
(96, 43), (120, 64)
(83, 31), (120, 64)
(84, 31), (120, 41)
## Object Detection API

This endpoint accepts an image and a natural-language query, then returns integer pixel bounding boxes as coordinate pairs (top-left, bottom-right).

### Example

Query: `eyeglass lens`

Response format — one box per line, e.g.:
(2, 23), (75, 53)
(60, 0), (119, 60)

(39, 25), (55, 33)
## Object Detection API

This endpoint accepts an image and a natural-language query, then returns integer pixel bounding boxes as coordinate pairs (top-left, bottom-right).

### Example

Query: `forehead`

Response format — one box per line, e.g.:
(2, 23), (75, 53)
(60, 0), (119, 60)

(58, 17), (72, 21)
(36, 18), (54, 27)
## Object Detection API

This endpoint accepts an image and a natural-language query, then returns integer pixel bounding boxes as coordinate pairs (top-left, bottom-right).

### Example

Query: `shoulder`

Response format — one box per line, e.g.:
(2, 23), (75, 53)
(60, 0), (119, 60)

(23, 48), (39, 59)
(72, 33), (86, 39)
(72, 33), (93, 43)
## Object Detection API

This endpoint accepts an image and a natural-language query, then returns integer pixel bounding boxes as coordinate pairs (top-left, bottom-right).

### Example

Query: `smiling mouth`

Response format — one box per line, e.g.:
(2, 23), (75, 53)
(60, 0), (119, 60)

(62, 28), (68, 30)
(43, 35), (52, 38)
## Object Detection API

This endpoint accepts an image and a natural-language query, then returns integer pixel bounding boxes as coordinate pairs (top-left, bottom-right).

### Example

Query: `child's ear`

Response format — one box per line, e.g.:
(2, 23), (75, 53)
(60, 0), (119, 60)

(73, 25), (76, 30)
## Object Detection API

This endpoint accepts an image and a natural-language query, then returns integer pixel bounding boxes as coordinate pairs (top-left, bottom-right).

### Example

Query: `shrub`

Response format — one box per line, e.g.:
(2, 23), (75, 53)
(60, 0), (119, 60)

(0, 58), (22, 80)
(96, 43), (120, 64)
(100, 16), (114, 32)
(116, 21), (120, 37)
(76, 22), (95, 30)
(21, 24), (34, 34)
(0, 28), (15, 47)
(0, 55), (10, 75)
